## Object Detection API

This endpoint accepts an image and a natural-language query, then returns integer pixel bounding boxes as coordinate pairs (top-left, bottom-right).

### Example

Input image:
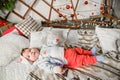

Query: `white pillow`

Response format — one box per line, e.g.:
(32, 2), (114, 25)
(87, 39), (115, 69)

(95, 26), (120, 53)
(0, 30), (29, 66)
(30, 28), (69, 48)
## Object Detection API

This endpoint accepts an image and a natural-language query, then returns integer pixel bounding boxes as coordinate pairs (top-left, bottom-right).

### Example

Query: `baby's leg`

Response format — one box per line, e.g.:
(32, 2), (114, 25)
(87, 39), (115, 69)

(64, 49), (97, 68)
(73, 48), (92, 55)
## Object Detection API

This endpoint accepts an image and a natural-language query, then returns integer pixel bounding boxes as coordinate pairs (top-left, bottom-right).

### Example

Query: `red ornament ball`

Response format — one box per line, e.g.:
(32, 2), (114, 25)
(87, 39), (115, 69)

(66, 5), (70, 9)
(70, 14), (74, 17)
(92, 12), (94, 15)
(101, 10), (105, 15)
(59, 13), (63, 17)
(94, 4), (96, 6)
(84, 1), (88, 5)
(100, 6), (104, 10)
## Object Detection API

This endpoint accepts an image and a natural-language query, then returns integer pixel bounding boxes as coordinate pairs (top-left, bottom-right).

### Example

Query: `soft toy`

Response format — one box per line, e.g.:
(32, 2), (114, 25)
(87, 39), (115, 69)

(46, 31), (60, 46)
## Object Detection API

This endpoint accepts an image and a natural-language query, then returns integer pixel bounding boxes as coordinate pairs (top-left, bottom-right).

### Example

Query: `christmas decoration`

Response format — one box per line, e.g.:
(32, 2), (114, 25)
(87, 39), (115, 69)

(59, 13), (63, 17)
(100, 6), (104, 10)
(66, 5), (71, 9)
(0, 0), (16, 11)
(101, 10), (105, 15)
(84, 1), (88, 5)
(70, 14), (74, 17)
(0, 20), (10, 28)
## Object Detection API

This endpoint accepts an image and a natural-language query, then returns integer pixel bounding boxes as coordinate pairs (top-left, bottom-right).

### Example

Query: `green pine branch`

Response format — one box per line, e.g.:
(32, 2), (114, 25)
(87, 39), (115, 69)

(0, 0), (16, 11)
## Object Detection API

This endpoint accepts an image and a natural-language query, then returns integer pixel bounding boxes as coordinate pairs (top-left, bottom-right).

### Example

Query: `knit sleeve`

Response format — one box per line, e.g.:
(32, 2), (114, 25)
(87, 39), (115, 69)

(37, 57), (60, 73)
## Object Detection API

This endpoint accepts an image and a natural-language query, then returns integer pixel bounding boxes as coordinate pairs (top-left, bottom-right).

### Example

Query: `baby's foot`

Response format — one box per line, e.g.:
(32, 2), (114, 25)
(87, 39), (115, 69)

(91, 47), (96, 56)
(96, 55), (105, 62)
(96, 55), (109, 63)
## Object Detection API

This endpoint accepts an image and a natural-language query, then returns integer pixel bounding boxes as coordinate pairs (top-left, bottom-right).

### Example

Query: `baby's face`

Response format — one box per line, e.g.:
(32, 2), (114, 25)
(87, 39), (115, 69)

(23, 48), (40, 62)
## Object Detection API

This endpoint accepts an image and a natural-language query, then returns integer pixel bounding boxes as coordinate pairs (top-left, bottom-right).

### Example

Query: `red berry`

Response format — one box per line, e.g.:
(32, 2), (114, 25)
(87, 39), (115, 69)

(100, 6), (104, 10)
(70, 14), (74, 17)
(84, 1), (88, 5)
(66, 5), (70, 9)
(59, 13), (63, 17)
(101, 10), (105, 15)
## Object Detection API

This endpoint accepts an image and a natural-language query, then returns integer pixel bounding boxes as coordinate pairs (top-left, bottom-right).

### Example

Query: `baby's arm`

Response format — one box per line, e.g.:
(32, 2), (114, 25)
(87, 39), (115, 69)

(37, 59), (63, 74)
(54, 66), (62, 74)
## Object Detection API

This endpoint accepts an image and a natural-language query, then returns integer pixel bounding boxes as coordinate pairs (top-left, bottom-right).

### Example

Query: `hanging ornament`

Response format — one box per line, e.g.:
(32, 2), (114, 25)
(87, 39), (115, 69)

(66, 5), (70, 9)
(70, 14), (74, 17)
(57, 8), (59, 11)
(101, 10), (105, 15)
(92, 12), (94, 15)
(100, 6), (104, 10)
(94, 4), (96, 7)
(84, 1), (88, 5)
(59, 13), (63, 17)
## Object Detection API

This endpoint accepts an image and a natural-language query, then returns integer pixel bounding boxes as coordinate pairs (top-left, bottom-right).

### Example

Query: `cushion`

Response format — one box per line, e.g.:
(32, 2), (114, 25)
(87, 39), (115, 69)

(30, 28), (69, 48)
(95, 26), (120, 53)
(0, 30), (30, 66)
(15, 16), (42, 38)
(2, 26), (16, 35)
(2, 26), (23, 36)
(65, 29), (98, 50)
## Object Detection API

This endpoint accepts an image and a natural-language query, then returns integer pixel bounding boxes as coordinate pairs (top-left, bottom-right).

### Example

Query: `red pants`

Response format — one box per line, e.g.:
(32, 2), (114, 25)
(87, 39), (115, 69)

(64, 48), (97, 68)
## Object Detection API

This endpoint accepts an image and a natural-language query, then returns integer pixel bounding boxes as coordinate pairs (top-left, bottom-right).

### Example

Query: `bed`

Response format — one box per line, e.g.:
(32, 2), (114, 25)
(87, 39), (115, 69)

(0, 16), (120, 80)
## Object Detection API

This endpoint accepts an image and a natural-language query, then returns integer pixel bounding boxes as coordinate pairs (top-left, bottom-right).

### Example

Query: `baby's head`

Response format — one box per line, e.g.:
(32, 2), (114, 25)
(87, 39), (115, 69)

(21, 48), (40, 63)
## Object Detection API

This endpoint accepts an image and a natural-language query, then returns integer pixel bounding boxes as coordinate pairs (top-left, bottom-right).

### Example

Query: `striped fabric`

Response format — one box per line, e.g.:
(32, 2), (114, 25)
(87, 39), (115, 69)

(15, 16), (42, 37)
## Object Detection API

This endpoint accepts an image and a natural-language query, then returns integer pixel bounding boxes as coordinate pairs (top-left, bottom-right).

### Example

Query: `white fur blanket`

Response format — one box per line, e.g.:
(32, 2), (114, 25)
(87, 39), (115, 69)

(27, 29), (120, 80)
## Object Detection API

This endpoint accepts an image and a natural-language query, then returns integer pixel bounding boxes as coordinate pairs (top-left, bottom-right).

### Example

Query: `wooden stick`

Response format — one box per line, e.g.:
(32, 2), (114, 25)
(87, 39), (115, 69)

(12, 10), (24, 19)
(19, 0), (49, 21)
(48, 0), (54, 25)
(42, 0), (67, 21)
(70, 0), (79, 25)
(107, 0), (111, 14)
(23, 0), (37, 17)
(74, 0), (79, 12)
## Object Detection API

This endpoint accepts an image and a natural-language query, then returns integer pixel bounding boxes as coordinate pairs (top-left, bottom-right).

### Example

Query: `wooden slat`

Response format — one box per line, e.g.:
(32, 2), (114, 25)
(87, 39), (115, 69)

(70, 0), (79, 26)
(74, 0), (79, 11)
(42, 0), (67, 21)
(19, 0), (49, 21)
(12, 10), (24, 19)
(48, 0), (54, 22)
(23, 0), (37, 17)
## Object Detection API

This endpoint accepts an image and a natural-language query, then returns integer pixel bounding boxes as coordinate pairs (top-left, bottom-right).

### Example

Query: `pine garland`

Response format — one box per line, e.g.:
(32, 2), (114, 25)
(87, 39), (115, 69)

(0, 0), (16, 11)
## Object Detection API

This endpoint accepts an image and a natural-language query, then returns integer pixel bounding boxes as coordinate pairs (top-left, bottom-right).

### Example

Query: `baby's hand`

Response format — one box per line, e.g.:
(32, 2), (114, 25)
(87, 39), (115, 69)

(54, 66), (63, 74)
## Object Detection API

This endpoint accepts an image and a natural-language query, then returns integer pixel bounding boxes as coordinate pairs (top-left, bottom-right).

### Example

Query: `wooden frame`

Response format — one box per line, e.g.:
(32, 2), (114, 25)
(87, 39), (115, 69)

(0, 0), (119, 29)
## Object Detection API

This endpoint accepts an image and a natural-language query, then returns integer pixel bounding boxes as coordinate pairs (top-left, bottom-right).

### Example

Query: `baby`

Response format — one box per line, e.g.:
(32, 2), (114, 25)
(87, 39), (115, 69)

(21, 48), (40, 63)
(21, 46), (105, 74)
